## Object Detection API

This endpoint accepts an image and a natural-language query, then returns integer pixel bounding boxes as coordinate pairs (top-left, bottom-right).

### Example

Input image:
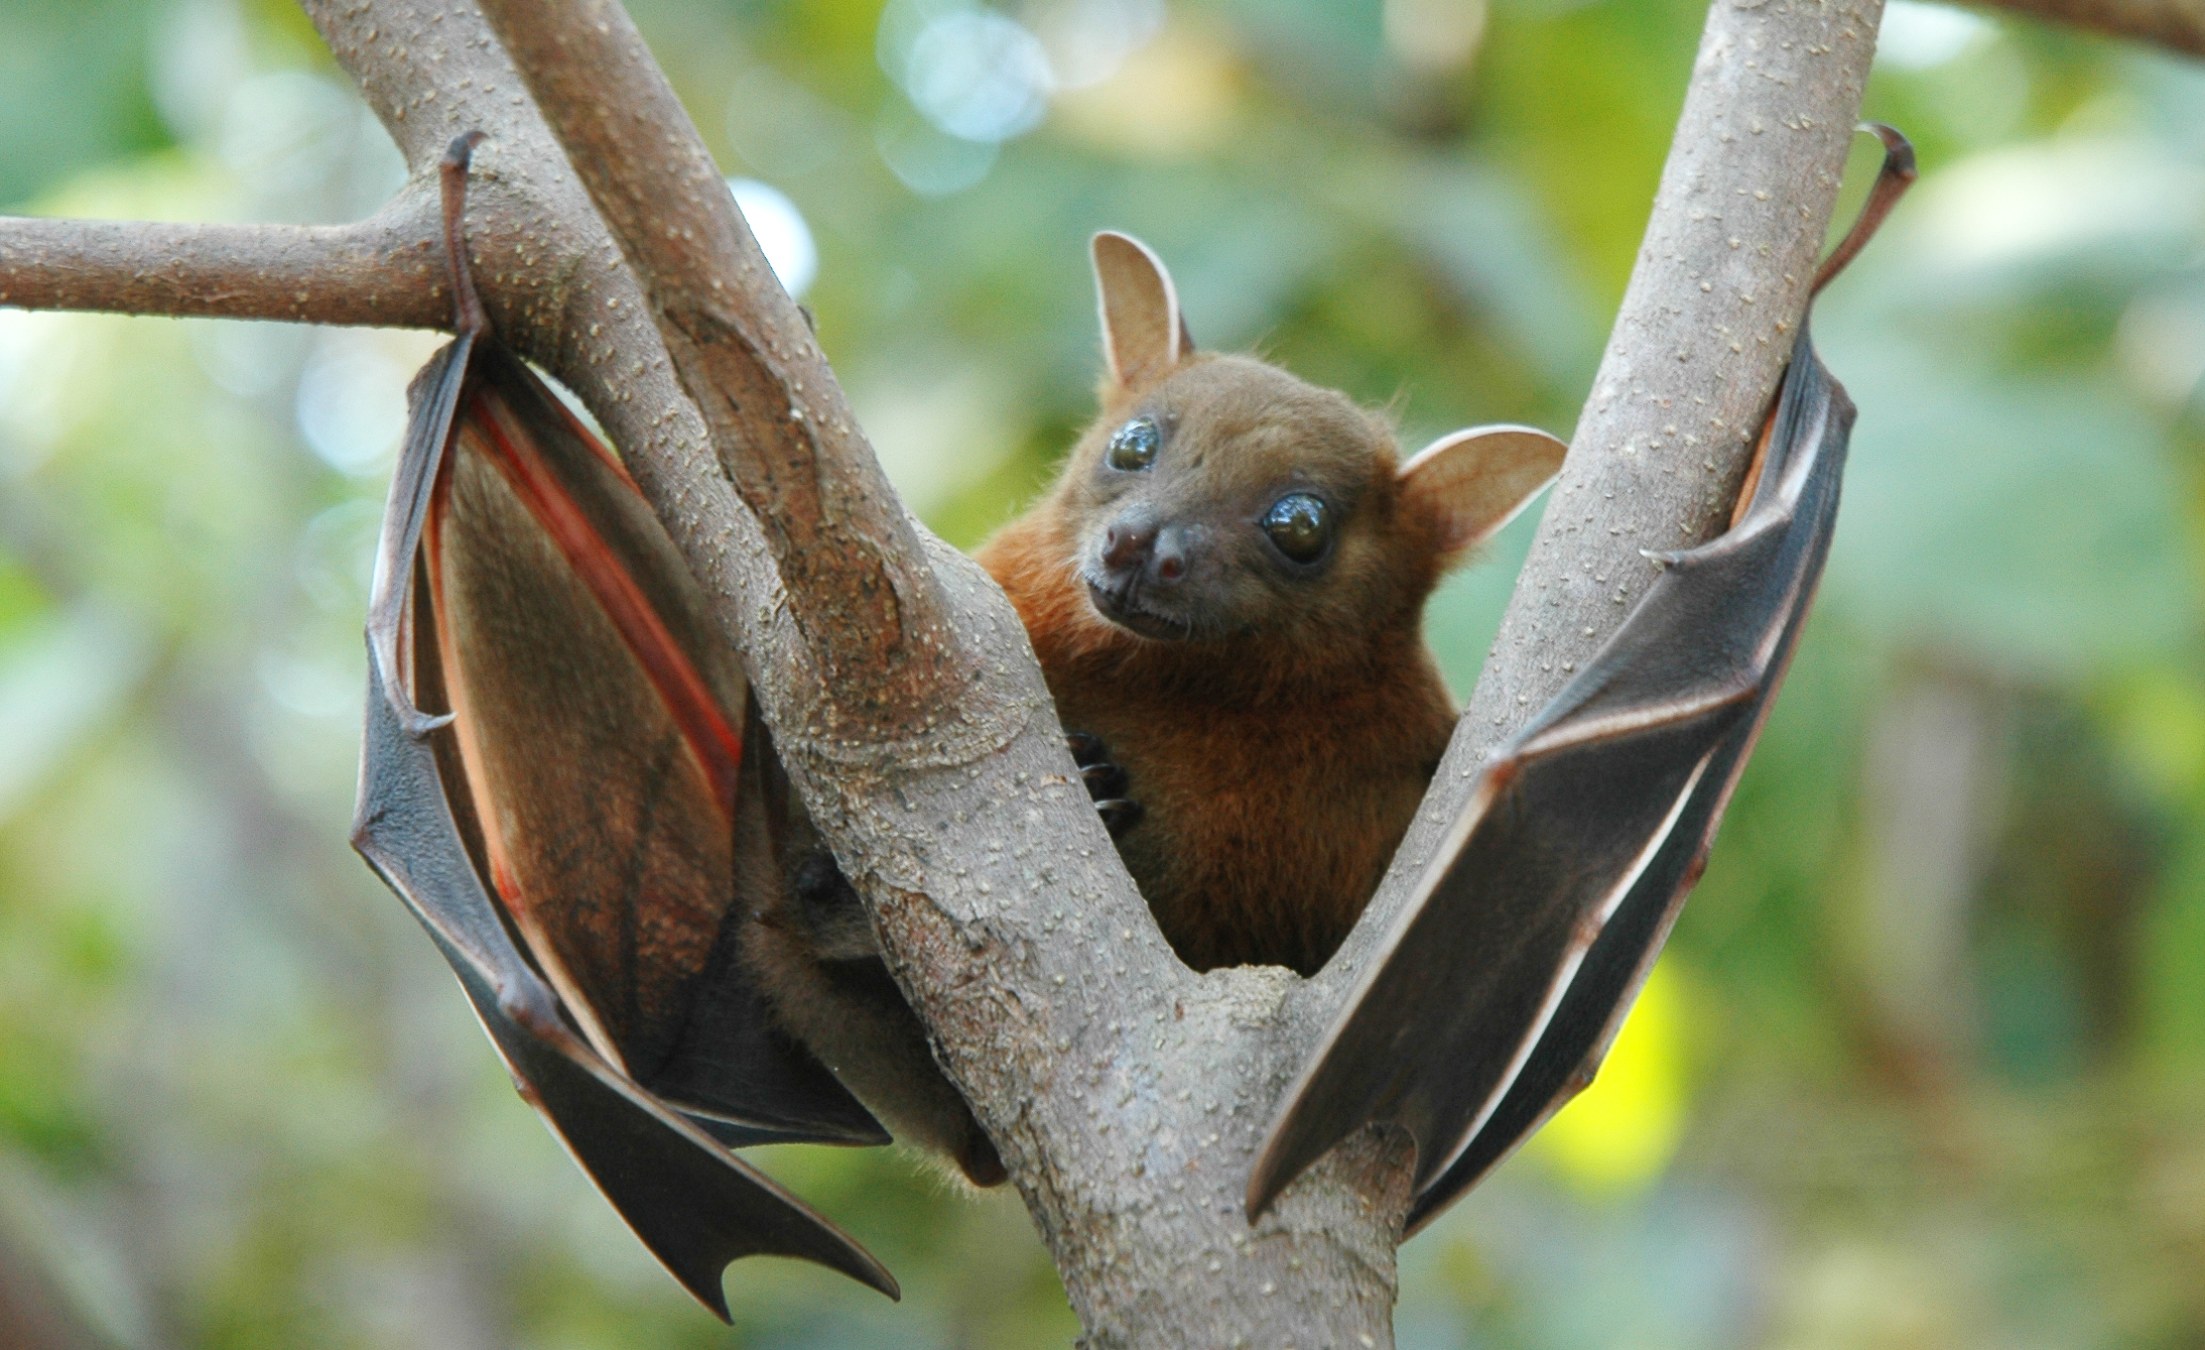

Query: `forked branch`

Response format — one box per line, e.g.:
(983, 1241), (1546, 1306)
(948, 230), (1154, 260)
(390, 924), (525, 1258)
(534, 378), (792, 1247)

(0, 0), (1893, 1343)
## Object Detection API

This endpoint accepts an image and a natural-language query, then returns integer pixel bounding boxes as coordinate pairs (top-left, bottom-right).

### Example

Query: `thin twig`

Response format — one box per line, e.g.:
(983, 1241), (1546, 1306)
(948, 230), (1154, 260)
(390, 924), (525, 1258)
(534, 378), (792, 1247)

(0, 196), (444, 328)
(1972, 0), (2205, 56)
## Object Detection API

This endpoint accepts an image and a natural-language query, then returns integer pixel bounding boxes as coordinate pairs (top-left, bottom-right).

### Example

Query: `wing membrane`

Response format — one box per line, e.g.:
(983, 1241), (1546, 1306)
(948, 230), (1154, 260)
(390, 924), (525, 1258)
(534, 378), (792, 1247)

(1247, 126), (1911, 1226)
(1403, 340), (1850, 1228)
(1248, 324), (1853, 1223)
(355, 316), (896, 1316)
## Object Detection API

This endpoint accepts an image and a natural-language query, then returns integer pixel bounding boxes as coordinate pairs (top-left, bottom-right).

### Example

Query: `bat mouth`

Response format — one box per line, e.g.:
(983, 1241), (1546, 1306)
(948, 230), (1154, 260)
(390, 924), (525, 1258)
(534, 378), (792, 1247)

(1084, 574), (1193, 641)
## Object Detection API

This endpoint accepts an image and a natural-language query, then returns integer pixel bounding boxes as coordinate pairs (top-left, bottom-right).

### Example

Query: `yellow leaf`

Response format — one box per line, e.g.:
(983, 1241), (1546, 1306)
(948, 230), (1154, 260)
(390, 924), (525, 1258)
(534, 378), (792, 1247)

(1527, 961), (1691, 1194)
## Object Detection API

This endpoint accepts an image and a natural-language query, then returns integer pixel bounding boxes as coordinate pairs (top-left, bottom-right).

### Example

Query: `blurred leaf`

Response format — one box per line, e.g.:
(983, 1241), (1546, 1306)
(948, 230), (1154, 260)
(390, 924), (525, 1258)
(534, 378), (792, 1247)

(0, 0), (170, 209)
(1530, 961), (1694, 1195)
(1822, 331), (2195, 678)
(0, 607), (151, 822)
(2138, 835), (2205, 1075)
(1363, 154), (1605, 395)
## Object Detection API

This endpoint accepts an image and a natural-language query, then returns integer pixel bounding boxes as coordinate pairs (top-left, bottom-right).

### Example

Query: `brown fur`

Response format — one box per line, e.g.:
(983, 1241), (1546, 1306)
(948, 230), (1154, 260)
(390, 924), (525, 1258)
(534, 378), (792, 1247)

(738, 233), (1559, 1176)
(979, 352), (1466, 974)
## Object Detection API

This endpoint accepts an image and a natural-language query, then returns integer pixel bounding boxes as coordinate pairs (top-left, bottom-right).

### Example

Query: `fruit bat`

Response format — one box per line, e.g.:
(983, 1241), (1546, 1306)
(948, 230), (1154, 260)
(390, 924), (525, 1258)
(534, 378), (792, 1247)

(976, 231), (1569, 979)
(352, 115), (1911, 1316)
(350, 133), (898, 1316)
(1244, 125), (1917, 1227)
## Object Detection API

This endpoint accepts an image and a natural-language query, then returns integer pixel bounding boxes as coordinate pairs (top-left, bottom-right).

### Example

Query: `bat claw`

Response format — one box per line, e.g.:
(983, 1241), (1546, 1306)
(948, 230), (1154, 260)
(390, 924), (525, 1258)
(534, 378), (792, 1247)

(1095, 797), (1143, 838)
(374, 655), (456, 738)
(398, 705), (457, 738)
(1080, 760), (1130, 800)
(1068, 731), (1143, 835)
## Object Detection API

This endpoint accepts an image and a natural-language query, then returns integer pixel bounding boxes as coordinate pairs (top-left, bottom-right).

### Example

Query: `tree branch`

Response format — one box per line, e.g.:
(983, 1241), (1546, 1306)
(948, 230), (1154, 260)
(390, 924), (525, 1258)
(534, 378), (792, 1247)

(0, 196), (444, 327)
(0, 0), (1897, 1342)
(1318, 0), (1885, 989)
(475, 0), (960, 727)
(284, 4), (1391, 1344)
(1972, 0), (2205, 56)
(463, 4), (1422, 1342)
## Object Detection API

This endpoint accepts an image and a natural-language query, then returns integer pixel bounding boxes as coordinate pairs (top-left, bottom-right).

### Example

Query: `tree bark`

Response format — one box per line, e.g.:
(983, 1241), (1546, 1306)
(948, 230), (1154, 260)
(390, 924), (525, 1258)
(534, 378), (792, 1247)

(0, 202), (446, 326)
(1320, 0), (1884, 990)
(475, 0), (961, 724)
(1972, 0), (2205, 55)
(0, 0), (1895, 1342)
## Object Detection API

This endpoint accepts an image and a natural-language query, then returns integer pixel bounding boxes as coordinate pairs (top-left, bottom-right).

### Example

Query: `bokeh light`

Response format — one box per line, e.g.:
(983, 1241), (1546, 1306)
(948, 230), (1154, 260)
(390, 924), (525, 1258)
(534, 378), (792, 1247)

(727, 176), (820, 298)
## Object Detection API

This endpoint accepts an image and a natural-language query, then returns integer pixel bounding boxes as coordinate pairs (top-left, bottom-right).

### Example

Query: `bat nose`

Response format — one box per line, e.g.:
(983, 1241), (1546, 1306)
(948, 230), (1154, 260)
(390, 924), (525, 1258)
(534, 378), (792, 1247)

(1101, 515), (1187, 589)
(1101, 515), (1155, 571)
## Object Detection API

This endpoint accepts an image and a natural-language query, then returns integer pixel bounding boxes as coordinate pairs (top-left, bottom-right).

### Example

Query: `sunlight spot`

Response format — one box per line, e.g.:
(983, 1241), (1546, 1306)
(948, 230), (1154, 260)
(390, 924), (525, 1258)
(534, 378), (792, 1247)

(727, 178), (819, 299)
(1879, 0), (1991, 70)
(1528, 961), (1691, 1193)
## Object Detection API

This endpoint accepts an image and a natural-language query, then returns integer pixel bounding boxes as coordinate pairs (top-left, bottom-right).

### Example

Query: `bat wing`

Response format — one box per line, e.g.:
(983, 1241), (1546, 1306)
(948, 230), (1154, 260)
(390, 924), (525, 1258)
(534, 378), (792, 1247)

(353, 325), (897, 1314)
(1248, 125), (1913, 1226)
(1247, 324), (1852, 1225)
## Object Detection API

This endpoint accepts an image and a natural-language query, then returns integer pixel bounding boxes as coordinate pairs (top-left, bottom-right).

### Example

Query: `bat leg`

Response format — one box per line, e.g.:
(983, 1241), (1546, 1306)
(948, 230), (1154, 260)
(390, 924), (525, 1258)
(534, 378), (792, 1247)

(1069, 731), (1143, 837)
(745, 782), (1008, 1188)
(787, 849), (889, 965)
(745, 858), (1009, 1188)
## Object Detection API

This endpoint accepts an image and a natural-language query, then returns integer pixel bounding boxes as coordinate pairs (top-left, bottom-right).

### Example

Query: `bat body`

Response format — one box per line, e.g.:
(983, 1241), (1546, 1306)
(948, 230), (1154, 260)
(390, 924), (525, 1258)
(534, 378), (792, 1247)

(353, 125), (1908, 1317)
(976, 233), (1567, 974)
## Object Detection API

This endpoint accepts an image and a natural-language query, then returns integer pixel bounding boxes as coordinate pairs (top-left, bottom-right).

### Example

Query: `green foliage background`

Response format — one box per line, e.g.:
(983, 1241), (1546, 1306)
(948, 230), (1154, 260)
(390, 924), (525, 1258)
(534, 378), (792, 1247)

(2, 1), (2201, 1345)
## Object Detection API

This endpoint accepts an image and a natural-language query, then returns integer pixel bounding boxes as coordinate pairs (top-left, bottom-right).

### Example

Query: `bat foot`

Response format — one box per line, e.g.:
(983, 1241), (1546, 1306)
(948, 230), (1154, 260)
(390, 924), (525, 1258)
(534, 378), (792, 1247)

(1095, 798), (1143, 836)
(959, 1131), (1007, 1187)
(1068, 731), (1142, 838)
(789, 849), (882, 961)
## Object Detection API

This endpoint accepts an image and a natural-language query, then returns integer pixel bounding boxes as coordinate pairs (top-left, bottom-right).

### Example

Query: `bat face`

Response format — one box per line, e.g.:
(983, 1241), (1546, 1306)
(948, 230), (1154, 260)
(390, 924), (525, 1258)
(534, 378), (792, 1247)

(1068, 354), (1405, 645)
(1056, 233), (1566, 657)
(351, 136), (897, 1320)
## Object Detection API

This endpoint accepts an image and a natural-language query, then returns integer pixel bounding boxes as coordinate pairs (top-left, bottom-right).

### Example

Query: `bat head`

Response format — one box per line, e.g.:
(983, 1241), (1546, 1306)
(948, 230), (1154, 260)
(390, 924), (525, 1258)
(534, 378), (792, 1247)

(1058, 230), (1566, 653)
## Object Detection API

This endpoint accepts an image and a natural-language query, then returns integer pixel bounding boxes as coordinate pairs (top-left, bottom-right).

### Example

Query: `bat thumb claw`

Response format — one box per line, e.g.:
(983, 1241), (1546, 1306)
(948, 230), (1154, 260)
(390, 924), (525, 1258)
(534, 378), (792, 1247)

(374, 669), (456, 739)
(398, 706), (457, 738)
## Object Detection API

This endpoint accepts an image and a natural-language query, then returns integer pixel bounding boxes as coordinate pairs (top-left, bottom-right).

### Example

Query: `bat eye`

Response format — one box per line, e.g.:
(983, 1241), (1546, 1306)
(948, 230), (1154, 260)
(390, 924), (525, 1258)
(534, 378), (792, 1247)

(1106, 416), (1160, 472)
(1262, 493), (1332, 564)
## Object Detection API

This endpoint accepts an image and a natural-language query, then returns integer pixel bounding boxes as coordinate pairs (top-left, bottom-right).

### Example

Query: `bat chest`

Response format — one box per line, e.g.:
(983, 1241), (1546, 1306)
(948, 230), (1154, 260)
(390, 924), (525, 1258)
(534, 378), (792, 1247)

(1061, 674), (1452, 975)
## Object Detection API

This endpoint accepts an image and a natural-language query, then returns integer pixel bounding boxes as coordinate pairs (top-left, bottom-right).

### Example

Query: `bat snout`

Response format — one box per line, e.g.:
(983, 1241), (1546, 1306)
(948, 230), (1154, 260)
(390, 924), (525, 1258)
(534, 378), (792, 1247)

(1097, 511), (1190, 591)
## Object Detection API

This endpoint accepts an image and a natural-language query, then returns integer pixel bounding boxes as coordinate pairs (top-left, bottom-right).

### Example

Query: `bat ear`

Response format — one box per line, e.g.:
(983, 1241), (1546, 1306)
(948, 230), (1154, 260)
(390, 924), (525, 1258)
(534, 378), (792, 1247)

(1093, 230), (1194, 390)
(1398, 424), (1567, 564)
